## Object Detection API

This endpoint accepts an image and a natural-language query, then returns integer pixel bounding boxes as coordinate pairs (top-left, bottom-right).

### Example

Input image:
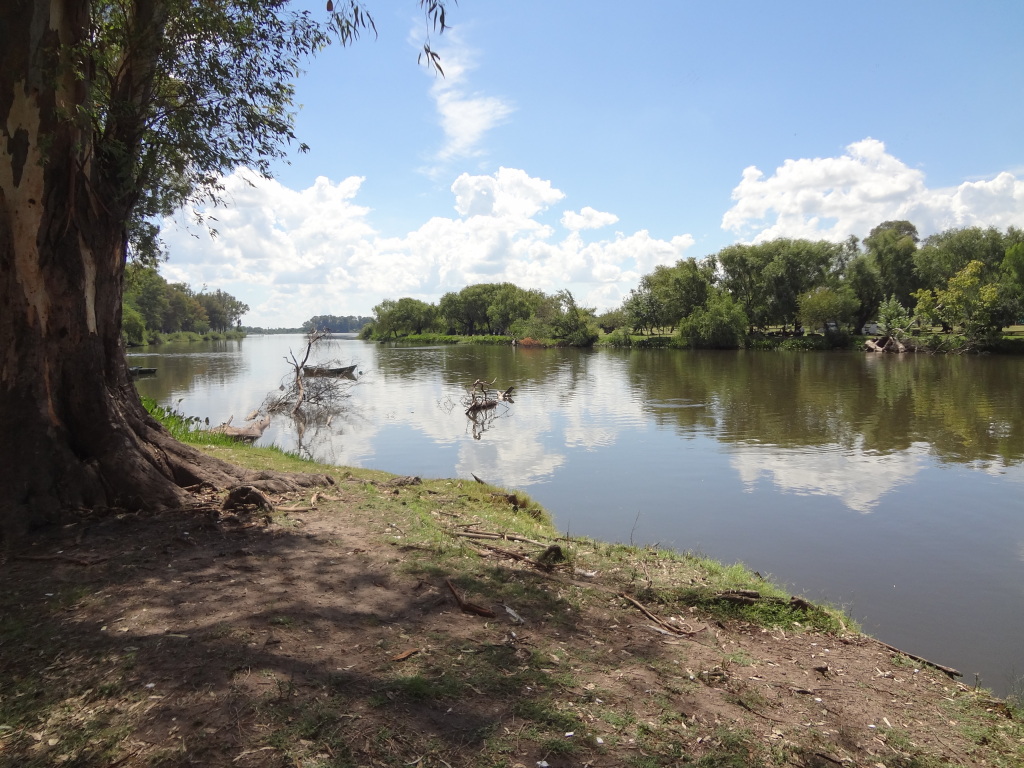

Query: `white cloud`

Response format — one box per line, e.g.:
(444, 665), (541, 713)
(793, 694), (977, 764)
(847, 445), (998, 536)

(161, 167), (694, 326)
(561, 206), (619, 231)
(422, 32), (514, 170)
(452, 167), (564, 218)
(722, 138), (1024, 243)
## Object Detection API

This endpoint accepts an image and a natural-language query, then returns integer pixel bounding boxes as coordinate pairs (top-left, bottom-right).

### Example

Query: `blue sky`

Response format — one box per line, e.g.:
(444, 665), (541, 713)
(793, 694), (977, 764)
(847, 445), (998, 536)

(161, 0), (1024, 327)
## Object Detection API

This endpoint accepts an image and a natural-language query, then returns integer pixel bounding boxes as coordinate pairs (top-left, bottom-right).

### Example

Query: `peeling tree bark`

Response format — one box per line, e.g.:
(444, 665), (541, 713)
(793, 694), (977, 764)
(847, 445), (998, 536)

(0, 1), (330, 541)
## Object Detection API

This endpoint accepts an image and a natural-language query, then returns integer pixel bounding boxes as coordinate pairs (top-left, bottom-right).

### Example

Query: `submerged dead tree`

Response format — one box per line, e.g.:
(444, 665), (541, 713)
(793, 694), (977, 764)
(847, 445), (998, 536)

(261, 330), (357, 426)
(462, 378), (515, 439)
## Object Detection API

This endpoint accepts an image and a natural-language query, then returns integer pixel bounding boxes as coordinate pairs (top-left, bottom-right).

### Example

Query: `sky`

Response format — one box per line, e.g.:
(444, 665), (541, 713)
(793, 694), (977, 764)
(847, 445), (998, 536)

(160, 0), (1024, 328)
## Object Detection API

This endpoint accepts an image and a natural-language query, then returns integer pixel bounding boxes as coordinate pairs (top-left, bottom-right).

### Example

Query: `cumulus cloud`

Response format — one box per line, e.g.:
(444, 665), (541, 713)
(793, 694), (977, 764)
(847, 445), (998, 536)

(161, 167), (695, 326)
(722, 138), (1024, 243)
(561, 206), (619, 232)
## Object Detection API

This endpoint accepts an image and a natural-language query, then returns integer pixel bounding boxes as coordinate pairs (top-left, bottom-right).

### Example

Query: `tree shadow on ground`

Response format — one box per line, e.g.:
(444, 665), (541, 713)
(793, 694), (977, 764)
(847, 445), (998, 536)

(0, 504), (638, 767)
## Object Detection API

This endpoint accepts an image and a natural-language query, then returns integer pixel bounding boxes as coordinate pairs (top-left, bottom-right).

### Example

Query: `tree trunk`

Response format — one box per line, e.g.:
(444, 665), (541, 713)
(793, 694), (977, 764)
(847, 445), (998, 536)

(0, 1), (330, 541)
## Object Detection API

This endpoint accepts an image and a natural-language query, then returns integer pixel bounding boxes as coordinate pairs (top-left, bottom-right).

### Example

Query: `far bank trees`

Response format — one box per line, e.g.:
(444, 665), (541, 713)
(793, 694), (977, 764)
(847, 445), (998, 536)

(365, 283), (598, 345)
(617, 223), (1023, 349)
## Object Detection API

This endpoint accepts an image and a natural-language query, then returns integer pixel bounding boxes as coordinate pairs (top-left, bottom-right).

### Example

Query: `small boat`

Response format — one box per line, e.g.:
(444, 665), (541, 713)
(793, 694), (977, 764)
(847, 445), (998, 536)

(129, 366), (157, 377)
(303, 364), (357, 378)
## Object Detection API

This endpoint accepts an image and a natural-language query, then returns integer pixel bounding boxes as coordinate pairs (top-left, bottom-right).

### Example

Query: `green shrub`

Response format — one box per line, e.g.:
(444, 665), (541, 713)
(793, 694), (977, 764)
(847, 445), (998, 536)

(678, 292), (747, 349)
(122, 305), (147, 346)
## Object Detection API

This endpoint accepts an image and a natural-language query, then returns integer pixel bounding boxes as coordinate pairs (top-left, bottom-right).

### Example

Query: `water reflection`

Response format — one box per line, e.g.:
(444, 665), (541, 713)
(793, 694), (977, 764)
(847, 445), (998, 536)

(135, 339), (1024, 506)
(729, 441), (928, 513)
(620, 350), (1024, 466)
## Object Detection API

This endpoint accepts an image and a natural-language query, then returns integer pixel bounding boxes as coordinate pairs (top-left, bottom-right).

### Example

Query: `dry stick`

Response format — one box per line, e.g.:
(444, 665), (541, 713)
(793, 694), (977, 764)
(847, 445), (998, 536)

(873, 639), (961, 679)
(444, 579), (497, 618)
(15, 554), (109, 566)
(470, 541), (566, 572)
(451, 529), (544, 546)
(619, 593), (705, 636)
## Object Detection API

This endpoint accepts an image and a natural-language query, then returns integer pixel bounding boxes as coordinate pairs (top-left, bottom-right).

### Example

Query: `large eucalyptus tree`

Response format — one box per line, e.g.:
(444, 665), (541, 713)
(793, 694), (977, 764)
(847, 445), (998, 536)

(0, 0), (450, 537)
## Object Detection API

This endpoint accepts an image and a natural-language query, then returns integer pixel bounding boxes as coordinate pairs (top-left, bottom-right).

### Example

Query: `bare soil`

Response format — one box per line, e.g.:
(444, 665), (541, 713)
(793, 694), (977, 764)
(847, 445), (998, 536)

(1, 456), (1020, 767)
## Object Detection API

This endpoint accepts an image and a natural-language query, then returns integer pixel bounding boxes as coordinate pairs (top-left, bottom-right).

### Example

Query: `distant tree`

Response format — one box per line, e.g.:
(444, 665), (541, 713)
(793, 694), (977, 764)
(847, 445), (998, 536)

(623, 285), (664, 335)
(1000, 242), (1024, 321)
(842, 254), (883, 330)
(645, 257), (716, 328)
(122, 264), (245, 335)
(371, 299), (400, 339)
(864, 220), (920, 306)
(759, 239), (837, 329)
(392, 297), (438, 335)
(677, 290), (748, 349)
(437, 292), (466, 334)
(122, 304), (148, 346)
(717, 244), (772, 331)
(798, 286), (858, 333)
(914, 226), (1009, 291)
(717, 239), (838, 330)
(925, 260), (1015, 342)
(436, 284), (505, 335)
(596, 307), (628, 333)
(167, 284), (210, 332)
(550, 290), (599, 346)
(1002, 242), (1024, 291)
(487, 284), (544, 335)
(302, 315), (373, 333)
(196, 289), (248, 331)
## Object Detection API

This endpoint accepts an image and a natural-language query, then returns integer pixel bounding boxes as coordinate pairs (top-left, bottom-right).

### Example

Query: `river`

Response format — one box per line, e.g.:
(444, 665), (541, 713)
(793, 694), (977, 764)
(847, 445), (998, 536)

(132, 334), (1024, 697)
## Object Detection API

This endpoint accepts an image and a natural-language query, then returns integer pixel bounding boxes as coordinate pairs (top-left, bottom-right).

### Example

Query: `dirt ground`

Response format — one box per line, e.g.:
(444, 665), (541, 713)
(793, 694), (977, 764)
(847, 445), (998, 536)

(1, 467), (1021, 767)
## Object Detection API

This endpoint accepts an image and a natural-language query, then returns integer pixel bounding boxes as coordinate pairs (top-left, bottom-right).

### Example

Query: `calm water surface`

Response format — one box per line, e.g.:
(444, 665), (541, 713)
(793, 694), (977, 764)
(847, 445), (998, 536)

(133, 335), (1024, 697)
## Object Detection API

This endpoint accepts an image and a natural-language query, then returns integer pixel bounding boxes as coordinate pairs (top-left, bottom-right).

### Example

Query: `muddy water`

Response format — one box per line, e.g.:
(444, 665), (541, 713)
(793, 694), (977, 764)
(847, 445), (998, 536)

(133, 336), (1024, 697)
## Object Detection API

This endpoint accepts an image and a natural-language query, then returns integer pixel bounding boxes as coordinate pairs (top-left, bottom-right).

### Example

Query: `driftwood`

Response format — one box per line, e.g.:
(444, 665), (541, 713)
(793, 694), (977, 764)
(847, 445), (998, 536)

(210, 415), (271, 441)
(450, 529), (545, 546)
(865, 337), (908, 354)
(873, 638), (961, 679)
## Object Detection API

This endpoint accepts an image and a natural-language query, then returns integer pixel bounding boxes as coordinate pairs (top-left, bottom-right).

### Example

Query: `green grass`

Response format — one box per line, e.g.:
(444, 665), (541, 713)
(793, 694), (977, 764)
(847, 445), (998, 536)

(141, 396), (238, 446)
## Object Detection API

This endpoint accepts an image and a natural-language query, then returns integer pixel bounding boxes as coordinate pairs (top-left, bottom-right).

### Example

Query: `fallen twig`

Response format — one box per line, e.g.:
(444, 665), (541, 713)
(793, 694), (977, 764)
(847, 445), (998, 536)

(620, 592), (706, 636)
(445, 579), (497, 618)
(15, 553), (109, 566)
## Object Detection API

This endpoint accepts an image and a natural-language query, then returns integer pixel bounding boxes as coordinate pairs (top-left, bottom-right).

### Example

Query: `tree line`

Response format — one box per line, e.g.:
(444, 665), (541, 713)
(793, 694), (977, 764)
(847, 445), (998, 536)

(362, 223), (1024, 350)
(607, 222), (1024, 348)
(364, 284), (599, 346)
(301, 315), (374, 334)
(122, 264), (250, 344)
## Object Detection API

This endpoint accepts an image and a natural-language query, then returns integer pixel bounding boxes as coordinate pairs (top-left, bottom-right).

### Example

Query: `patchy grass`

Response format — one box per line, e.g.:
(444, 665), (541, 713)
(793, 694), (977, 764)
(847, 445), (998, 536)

(1, 446), (1021, 767)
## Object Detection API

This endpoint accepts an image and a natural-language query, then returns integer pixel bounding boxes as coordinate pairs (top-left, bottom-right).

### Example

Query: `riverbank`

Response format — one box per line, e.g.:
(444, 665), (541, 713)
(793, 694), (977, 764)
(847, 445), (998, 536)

(367, 328), (1024, 354)
(1, 444), (1020, 767)
(126, 329), (247, 348)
